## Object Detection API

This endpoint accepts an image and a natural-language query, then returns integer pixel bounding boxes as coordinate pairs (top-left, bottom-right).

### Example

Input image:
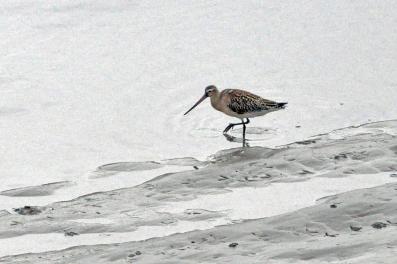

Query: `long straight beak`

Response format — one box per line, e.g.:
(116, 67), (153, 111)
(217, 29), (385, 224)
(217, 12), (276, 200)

(184, 94), (208, 115)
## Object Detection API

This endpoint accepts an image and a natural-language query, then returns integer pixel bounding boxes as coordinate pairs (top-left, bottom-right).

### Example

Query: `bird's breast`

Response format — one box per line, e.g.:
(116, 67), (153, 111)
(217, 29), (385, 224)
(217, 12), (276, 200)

(210, 96), (242, 118)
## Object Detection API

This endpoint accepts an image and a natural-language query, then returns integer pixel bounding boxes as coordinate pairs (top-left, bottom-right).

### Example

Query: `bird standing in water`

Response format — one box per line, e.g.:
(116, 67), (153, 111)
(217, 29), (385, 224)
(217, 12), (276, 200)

(184, 85), (287, 146)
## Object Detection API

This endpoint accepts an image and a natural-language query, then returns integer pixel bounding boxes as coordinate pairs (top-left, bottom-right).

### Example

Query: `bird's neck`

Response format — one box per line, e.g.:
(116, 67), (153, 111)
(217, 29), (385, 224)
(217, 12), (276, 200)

(210, 90), (222, 110)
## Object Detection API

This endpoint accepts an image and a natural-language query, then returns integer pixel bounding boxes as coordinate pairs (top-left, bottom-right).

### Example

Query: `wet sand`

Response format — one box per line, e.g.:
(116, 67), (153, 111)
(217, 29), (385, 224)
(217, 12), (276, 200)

(0, 120), (396, 263)
(3, 182), (395, 263)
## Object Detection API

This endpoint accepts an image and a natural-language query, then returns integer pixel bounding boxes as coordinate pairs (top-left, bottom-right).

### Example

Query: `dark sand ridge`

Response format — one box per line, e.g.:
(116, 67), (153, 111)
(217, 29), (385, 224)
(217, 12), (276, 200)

(0, 182), (73, 197)
(0, 120), (396, 263)
(2, 182), (396, 263)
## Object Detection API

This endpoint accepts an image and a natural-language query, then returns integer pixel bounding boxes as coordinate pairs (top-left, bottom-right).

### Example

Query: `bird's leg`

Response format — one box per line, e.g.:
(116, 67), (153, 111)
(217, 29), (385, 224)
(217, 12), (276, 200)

(242, 123), (246, 147)
(242, 118), (249, 147)
(223, 118), (250, 134)
(223, 123), (236, 133)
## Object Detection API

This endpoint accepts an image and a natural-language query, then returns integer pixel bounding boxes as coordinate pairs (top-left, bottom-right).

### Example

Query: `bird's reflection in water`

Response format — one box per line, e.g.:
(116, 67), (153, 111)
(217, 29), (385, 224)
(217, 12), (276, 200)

(223, 133), (250, 147)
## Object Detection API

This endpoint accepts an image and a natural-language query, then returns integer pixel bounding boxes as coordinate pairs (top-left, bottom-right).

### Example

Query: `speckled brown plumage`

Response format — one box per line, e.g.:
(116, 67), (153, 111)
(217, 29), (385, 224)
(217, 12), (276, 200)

(223, 89), (286, 115)
(184, 85), (287, 146)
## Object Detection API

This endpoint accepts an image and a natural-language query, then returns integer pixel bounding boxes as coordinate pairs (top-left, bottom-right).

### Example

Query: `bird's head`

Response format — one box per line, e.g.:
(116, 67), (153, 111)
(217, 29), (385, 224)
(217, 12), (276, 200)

(184, 85), (218, 115)
(204, 85), (218, 97)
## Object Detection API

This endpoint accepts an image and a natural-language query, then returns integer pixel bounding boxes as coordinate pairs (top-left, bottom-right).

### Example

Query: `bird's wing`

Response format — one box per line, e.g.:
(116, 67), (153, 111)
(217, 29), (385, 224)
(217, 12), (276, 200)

(225, 89), (284, 114)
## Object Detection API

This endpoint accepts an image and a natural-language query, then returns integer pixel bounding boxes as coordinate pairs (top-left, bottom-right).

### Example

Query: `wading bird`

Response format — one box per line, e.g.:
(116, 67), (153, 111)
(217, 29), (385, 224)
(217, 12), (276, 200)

(184, 85), (287, 146)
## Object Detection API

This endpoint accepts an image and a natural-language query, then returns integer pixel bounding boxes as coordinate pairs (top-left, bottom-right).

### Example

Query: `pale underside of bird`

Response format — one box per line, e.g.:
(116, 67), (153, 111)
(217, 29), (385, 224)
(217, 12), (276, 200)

(184, 85), (287, 146)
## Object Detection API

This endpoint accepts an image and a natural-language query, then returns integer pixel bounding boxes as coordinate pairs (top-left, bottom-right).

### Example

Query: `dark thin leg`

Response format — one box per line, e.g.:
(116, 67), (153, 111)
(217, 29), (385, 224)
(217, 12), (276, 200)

(244, 118), (250, 147)
(223, 118), (250, 134)
(242, 123), (246, 147)
(223, 122), (242, 134)
(223, 133), (251, 147)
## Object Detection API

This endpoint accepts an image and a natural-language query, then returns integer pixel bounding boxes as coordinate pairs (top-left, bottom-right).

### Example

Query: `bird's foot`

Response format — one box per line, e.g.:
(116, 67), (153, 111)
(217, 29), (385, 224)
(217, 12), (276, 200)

(223, 133), (250, 147)
(223, 124), (234, 134)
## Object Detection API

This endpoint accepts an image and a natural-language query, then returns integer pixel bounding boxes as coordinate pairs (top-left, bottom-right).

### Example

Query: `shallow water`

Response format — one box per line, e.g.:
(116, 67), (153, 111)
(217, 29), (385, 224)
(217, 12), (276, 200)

(159, 172), (397, 220)
(1, 0), (397, 258)
(0, 164), (191, 211)
(1, 0), (397, 201)
(0, 219), (227, 257)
